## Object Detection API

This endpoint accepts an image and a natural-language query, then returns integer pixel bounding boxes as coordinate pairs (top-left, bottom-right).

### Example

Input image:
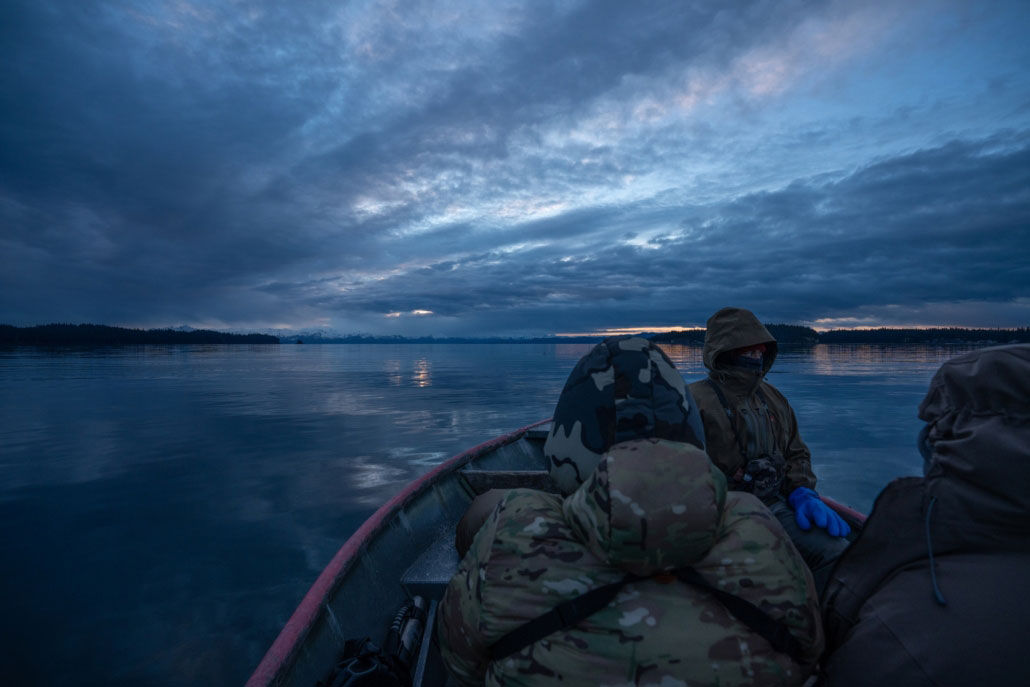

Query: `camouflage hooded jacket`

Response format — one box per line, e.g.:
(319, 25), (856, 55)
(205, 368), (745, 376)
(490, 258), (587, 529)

(437, 439), (824, 686)
(687, 307), (817, 497)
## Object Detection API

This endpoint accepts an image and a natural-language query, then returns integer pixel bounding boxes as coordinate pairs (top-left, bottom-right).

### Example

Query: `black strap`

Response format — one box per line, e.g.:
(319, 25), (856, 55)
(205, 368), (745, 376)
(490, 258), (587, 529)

(707, 380), (781, 465)
(705, 378), (749, 461)
(488, 568), (809, 665)
(488, 574), (643, 661)
(674, 568), (807, 663)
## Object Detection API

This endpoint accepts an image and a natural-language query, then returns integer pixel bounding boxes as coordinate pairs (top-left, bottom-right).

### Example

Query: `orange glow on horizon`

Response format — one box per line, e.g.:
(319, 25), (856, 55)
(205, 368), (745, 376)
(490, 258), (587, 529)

(556, 323), (1004, 338)
(809, 324), (971, 332)
(555, 326), (705, 337)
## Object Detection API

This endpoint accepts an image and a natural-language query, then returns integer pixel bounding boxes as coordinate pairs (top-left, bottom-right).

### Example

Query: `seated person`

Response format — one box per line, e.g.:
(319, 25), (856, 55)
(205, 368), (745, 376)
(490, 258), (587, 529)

(821, 344), (1030, 686)
(688, 307), (850, 591)
(438, 336), (824, 686)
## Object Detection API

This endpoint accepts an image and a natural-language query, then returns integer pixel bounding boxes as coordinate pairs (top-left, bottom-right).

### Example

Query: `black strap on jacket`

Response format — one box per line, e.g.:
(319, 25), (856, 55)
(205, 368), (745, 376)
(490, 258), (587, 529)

(705, 379), (776, 464)
(488, 575), (638, 661)
(706, 378), (748, 461)
(487, 567), (808, 665)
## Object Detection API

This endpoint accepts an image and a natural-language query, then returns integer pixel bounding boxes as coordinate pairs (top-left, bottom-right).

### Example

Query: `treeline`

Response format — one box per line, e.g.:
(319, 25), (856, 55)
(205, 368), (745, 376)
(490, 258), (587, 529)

(818, 327), (1030, 344)
(281, 333), (604, 344)
(651, 324), (820, 345)
(0, 324), (279, 345)
(5, 323), (1026, 346)
(652, 325), (1029, 345)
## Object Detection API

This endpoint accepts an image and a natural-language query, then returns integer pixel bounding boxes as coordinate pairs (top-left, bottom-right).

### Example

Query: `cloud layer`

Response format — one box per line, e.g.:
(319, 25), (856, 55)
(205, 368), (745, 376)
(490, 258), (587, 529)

(2, 0), (1028, 334)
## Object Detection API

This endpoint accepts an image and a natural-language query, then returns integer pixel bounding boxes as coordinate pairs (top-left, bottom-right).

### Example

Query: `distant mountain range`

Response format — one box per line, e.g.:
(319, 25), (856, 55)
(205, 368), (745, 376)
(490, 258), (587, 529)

(1, 323), (1027, 346)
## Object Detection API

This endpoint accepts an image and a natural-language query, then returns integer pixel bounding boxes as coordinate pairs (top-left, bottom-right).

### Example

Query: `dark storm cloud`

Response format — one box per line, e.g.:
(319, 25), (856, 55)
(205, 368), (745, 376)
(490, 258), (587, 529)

(305, 134), (1030, 334)
(0, 1), (362, 324)
(1, 1), (1028, 332)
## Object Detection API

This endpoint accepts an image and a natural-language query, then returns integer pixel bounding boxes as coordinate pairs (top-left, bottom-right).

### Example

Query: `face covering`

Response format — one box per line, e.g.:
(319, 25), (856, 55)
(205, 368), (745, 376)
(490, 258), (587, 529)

(732, 353), (764, 370)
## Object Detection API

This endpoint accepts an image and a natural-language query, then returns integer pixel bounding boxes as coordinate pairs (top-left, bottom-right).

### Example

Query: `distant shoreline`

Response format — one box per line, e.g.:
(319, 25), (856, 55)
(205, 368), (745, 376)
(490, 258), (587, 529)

(649, 324), (1030, 346)
(2, 323), (1026, 346)
(0, 324), (278, 345)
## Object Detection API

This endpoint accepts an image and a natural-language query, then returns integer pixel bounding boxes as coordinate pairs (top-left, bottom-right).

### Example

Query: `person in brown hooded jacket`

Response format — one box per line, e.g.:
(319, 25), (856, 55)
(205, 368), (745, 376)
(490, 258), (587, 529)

(688, 307), (850, 590)
(820, 344), (1030, 686)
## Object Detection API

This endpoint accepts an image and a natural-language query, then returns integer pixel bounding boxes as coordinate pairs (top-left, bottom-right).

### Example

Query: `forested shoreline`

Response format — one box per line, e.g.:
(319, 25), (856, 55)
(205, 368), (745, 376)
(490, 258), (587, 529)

(0, 324), (278, 345)
(651, 325), (1030, 345)
(2, 323), (1027, 346)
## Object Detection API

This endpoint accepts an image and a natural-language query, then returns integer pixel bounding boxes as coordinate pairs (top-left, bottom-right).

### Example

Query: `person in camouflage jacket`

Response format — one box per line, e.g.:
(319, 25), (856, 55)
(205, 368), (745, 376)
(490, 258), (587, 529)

(437, 336), (824, 686)
(688, 307), (850, 590)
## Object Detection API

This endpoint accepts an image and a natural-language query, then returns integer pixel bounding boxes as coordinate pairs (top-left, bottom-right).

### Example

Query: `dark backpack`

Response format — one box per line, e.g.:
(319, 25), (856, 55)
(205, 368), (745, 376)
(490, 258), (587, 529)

(320, 596), (427, 687)
(322, 638), (407, 687)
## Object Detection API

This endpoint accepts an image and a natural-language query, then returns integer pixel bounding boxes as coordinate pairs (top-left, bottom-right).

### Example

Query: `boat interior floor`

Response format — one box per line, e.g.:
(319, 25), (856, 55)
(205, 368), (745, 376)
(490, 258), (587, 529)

(397, 438), (557, 686)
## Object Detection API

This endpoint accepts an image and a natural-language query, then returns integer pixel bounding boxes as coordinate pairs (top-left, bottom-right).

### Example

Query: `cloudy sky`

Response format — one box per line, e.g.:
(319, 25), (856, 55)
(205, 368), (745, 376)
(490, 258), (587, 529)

(2, 1), (1028, 337)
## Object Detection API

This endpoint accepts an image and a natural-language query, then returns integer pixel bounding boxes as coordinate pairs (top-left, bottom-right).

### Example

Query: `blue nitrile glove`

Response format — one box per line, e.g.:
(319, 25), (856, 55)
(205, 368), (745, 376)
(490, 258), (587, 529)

(788, 487), (851, 537)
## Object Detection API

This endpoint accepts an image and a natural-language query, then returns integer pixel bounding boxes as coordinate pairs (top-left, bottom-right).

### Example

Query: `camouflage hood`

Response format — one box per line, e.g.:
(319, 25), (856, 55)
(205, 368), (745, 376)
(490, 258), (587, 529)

(563, 438), (728, 576)
(919, 344), (1030, 530)
(702, 307), (778, 376)
(544, 335), (706, 495)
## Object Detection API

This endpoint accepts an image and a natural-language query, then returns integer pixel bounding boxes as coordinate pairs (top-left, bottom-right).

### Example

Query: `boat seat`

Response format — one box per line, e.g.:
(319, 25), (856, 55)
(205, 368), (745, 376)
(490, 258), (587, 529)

(458, 469), (560, 495)
(402, 471), (561, 599)
(401, 522), (461, 601)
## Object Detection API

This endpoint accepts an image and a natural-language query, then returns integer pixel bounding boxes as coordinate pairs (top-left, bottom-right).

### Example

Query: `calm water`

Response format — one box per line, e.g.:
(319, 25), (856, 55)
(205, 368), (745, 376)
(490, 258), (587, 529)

(0, 343), (983, 686)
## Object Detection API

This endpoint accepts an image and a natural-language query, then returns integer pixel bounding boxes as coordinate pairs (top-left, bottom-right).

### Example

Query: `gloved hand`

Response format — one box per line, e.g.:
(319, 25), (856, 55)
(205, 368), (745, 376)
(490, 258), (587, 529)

(788, 487), (851, 537)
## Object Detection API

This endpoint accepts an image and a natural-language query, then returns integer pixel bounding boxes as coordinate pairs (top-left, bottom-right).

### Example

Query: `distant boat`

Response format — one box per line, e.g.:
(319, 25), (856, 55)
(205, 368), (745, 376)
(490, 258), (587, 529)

(296, 340), (303, 344)
(245, 419), (865, 687)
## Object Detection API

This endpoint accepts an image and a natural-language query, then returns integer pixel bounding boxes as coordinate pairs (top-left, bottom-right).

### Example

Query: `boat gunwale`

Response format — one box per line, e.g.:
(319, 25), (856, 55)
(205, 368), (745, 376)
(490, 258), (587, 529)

(821, 496), (866, 526)
(245, 417), (552, 687)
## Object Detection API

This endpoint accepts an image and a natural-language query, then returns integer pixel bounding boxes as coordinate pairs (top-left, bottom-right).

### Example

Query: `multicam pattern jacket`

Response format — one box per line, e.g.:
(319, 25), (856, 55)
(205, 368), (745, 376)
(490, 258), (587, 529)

(437, 439), (824, 686)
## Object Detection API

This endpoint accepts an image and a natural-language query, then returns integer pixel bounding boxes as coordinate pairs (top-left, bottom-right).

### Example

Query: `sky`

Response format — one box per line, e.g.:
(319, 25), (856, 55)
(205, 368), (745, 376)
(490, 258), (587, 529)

(1, 0), (1028, 337)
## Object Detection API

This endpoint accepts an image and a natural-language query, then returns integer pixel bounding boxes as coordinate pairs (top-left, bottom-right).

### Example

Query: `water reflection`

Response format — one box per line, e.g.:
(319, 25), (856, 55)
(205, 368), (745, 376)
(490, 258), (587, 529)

(412, 358), (432, 387)
(808, 344), (985, 375)
(382, 359), (403, 386)
(349, 455), (409, 496)
(0, 342), (999, 687)
(554, 343), (595, 360)
(654, 344), (705, 375)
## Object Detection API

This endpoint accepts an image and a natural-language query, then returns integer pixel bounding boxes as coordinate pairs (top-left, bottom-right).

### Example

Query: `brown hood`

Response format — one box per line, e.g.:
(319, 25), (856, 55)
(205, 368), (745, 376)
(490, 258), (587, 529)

(702, 307), (778, 375)
(919, 344), (1030, 533)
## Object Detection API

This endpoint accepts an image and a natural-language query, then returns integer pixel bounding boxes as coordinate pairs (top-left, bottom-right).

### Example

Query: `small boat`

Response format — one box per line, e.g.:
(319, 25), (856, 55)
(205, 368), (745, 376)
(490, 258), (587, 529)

(246, 419), (866, 687)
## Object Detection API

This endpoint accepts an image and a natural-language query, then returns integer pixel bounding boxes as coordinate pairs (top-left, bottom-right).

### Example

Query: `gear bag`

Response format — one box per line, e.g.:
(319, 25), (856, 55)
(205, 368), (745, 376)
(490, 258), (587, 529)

(320, 596), (427, 687)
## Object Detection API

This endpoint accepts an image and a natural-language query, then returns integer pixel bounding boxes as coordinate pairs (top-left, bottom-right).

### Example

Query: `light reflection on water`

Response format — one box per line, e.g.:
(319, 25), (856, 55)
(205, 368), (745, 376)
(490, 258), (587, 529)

(412, 358), (432, 387)
(0, 342), (989, 686)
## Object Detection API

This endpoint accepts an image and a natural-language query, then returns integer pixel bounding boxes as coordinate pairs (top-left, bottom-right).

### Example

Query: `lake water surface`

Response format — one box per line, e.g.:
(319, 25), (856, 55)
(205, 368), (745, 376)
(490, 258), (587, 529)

(0, 343), (984, 686)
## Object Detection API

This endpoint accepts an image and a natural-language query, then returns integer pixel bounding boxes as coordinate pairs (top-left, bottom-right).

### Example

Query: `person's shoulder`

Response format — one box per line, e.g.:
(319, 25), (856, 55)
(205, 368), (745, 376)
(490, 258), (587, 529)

(487, 488), (573, 552)
(705, 493), (823, 658)
(758, 378), (788, 400)
(500, 487), (563, 510)
(721, 491), (788, 538)
(718, 492), (811, 578)
(687, 377), (717, 404)
(687, 376), (711, 391)
(490, 488), (563, 531)
(860, 477), (924, 527)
